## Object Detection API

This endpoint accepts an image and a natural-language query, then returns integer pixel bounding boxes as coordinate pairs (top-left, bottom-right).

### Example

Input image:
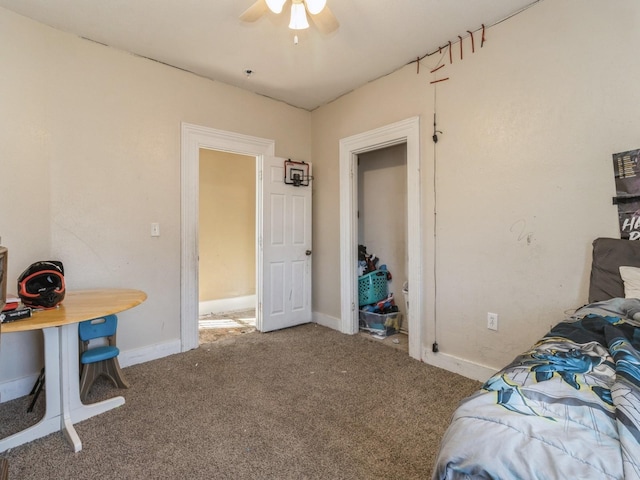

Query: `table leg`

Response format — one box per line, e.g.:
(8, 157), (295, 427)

(58, 323), (82, 452)
(0, 328), (62, 452)
(63, 324), (125, 426)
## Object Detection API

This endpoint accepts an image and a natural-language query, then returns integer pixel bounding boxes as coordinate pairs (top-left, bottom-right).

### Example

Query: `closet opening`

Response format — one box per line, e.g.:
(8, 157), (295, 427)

(356, 144), (408, 352)
(338, 116), (421, 361)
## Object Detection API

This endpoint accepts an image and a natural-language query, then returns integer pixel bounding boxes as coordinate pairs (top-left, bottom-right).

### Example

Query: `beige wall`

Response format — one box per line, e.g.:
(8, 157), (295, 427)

(199, 149), (255, 301)
(0, 6), (310, 387)
(1, 0), (639, 391)
(311, 0), (638, 373)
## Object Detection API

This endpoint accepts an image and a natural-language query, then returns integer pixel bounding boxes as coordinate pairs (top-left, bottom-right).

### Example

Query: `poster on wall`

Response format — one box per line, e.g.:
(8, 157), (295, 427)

(613, 148), (640, 240)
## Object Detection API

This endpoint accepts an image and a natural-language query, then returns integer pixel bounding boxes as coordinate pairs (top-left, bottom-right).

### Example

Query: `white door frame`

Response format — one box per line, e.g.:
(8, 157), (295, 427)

(339, 117), (422, 360)
(180, 122), (275, 351)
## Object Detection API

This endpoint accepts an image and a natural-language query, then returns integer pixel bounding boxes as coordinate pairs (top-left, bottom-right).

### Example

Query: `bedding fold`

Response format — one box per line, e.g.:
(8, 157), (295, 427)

(433, 298), (640, 480)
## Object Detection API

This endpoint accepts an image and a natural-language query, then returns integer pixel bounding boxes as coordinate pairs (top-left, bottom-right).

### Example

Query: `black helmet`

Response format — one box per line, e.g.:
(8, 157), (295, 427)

(18, 261), (66, 309)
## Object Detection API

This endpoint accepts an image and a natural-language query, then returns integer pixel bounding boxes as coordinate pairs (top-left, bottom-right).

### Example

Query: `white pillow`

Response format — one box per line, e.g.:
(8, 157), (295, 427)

(619, 266), (640, 298)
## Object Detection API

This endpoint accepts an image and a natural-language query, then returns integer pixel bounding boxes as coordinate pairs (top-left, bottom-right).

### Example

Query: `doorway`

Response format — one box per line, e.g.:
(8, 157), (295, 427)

(339, 117), (422, 361)
(357, 144), (408, 351)
(180, 123), (275, 352)
(198, 149), (257, 343)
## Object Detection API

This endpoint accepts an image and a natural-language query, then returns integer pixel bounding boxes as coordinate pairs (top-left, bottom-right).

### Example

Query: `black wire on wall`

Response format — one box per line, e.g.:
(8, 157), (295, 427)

(416, 0), (542, 353)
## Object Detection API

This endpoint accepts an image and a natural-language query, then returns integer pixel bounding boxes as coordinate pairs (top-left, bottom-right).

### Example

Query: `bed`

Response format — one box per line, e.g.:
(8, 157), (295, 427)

(433, 238), (640, 480)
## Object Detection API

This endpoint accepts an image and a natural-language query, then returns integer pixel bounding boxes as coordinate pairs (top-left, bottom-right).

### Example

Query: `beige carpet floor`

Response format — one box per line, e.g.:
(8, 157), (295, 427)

(0, 323), (481, 479)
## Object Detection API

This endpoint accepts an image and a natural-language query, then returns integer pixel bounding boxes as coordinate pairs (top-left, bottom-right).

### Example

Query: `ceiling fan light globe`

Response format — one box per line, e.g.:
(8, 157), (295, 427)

(304, 0), (327, 15)
(289, 3), (309, 29)
(265, 0), (287, 14)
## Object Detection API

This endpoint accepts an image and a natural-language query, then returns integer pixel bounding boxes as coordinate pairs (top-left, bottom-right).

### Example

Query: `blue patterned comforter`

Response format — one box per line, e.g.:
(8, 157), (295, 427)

(433, 298), (640, 480)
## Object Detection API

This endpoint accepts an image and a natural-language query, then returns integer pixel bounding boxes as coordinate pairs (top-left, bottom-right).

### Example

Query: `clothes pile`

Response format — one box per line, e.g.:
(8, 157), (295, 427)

(358, 245), (400, 336)
(358, 244), (398, 313)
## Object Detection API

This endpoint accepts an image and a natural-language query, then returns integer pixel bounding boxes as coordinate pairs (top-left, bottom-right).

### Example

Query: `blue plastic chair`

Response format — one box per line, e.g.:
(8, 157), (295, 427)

(78, 314), (129, 402)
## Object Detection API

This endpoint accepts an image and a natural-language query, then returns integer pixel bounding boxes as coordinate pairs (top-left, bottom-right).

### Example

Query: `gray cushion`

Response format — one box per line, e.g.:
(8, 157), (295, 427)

(589, 237), (640, 302)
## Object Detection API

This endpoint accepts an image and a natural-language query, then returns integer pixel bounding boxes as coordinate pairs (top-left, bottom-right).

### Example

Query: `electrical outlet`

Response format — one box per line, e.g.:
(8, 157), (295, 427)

(487, 312), (498, 331)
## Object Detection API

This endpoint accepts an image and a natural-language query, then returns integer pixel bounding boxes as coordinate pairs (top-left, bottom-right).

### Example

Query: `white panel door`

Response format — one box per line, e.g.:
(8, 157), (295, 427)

(258, 156), (312, 332)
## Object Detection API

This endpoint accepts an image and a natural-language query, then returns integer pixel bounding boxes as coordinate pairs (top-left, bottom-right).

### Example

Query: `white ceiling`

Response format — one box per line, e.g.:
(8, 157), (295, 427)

(0, 0), (540, 111)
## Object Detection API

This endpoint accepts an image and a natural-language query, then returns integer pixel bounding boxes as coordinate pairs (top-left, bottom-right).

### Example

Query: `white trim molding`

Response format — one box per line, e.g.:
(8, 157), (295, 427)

(198, 295), (256, 316)
(423, 348), (497, 384)
(339, 117), (422, 361)
(0, 340), (182, 403)
(313, 311), (341, 331)
(180, 123), (275, 352)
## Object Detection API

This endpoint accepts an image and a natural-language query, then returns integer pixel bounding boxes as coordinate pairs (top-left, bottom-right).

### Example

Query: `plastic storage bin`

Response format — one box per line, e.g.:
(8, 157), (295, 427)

(358, 310), (402, 336)
(401, 281), (409, 333)
(358, 270), (388, 306)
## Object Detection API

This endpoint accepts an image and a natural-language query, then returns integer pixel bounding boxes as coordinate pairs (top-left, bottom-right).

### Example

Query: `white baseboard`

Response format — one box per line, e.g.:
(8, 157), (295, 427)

(313, 311), (341, 331)
(0, 339), (183, 404)
(0, 320), (497, 405)
(0, 373), (42, 403)
(119, 339), (182, 368)
(311, 312), (496, 384)
(423, 348), (497, 383)
(199, 295), (256, 316)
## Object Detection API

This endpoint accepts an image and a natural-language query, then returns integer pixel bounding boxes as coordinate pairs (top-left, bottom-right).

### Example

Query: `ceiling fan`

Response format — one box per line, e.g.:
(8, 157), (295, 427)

(240, 0), (339, 34)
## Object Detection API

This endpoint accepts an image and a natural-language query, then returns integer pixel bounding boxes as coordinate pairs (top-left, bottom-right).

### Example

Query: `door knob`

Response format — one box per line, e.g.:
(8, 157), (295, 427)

(305, 250), (312, 256)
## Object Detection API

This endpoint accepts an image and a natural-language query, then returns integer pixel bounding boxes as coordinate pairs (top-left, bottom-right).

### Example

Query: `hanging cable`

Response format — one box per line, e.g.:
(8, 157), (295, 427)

(432, 85), (440, 353)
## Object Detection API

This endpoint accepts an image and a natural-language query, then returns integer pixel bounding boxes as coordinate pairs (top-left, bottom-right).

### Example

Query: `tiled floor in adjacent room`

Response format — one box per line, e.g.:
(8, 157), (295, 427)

(198, 309), (256, 344)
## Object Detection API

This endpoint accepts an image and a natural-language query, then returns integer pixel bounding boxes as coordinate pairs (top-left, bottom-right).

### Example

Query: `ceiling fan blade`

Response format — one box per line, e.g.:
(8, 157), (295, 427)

(240, 0), (268, 22)
(309, 5), (339, 34)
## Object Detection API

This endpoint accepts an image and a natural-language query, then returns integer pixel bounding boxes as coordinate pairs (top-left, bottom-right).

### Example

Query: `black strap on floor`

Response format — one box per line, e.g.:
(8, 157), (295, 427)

(27, 367), (45, 413)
